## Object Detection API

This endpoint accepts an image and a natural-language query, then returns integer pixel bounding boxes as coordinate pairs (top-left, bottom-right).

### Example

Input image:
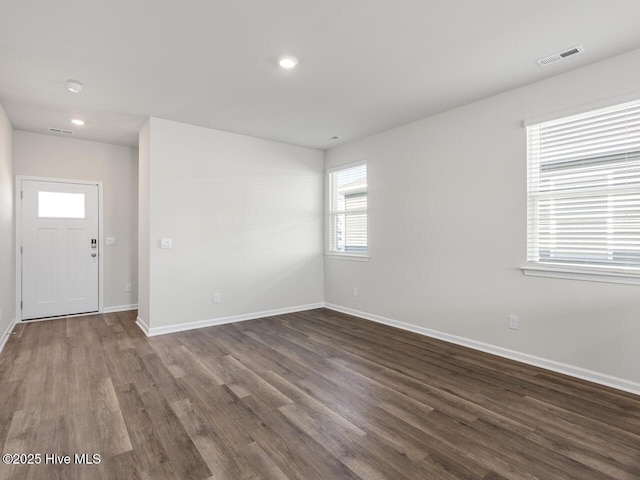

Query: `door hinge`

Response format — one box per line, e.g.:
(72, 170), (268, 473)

(20, 301), (22, 310)
(20, 190), (23, 199)
(20, 246), (22, 254)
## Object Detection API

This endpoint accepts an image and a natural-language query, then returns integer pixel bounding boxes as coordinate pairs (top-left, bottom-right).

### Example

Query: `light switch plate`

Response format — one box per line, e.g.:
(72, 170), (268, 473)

(159, 238), (173, 249)
(106, 237), (117, 246)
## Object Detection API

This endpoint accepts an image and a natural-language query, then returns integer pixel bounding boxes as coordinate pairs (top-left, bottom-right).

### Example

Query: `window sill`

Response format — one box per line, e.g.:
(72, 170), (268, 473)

(521, 264), (640, 285)
(325, 253), (370, 262)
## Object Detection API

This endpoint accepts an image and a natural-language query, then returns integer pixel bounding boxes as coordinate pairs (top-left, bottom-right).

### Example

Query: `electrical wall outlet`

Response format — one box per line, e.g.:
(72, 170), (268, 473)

(509, 314), (519, 330)
(352, 287), (358, 297)
(213, 293), (221, 304)
(125, 283), (132, 293)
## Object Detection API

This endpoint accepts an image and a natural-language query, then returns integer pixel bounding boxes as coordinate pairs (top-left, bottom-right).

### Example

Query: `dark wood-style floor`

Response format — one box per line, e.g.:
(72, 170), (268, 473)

(0, 309), (638, 480)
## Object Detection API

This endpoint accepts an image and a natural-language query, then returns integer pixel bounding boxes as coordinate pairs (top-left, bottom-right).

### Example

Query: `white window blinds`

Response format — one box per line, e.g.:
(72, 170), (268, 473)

(526, 98), (640, 271)
(329, 163), (367, 254)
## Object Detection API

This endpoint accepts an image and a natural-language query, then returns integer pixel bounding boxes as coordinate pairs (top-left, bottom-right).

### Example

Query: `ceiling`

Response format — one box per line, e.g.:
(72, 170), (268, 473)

(2, 1), (640, 150)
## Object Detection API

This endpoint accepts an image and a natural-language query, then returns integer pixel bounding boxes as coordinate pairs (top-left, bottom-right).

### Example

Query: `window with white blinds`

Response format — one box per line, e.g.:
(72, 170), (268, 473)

(328, 162), (367, 255)
(526, 98), (640, 274)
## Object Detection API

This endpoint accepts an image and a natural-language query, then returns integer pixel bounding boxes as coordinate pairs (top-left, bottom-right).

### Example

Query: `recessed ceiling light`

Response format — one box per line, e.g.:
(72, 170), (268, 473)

(65, 79), (83, 93)
(277, 56), (299, 69)
(71, 119), (85, 126)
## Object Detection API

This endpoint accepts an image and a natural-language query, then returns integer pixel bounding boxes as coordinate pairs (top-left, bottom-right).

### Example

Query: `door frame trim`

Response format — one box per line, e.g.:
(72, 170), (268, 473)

(15, 175), (104, 321)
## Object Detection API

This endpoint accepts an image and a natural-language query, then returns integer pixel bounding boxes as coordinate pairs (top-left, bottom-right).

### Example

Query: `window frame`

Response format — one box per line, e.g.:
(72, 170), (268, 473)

(326, 160), (369, 261)
(522, 96), (640, 285)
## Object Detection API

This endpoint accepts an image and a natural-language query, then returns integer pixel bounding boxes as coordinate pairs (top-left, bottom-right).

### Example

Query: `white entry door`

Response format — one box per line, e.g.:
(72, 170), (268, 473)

(21, 179), (100, 320)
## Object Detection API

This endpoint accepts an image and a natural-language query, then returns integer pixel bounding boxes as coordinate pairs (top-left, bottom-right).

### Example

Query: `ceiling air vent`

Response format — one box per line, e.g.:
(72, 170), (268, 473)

(536, 45), (585, 66)
(48, 127), (75, 135)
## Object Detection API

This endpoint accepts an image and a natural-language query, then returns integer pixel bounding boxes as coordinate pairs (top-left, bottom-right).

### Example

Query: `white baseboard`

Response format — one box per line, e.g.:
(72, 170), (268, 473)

(103, 304), (138, 313)
(135, 302), (325, 337)
(130, 299), (640, 396)
(0, 317), (17, 356)
(324, 303), (640, 397)
(136, 315), (151, 336)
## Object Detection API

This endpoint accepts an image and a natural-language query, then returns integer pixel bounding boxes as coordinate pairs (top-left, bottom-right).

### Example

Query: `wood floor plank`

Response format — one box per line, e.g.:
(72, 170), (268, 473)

(170, 398), (246, 480)
(93, 378), (133, 458)
(26, 416), (71, 480)
(0, 407), (41, 480)
(239, 394), (361, 480)
(101, 450), (143, 480)
(243, 442), (290, 480)
(0, 308), (638, 480)
(111, 382), (180, 479)
(137, 389), (211, 480)
(175, 379), (286, 479)
(278, 402), (413, 480)
(221, 355), (293, 408)
(263, 370), (366, 438)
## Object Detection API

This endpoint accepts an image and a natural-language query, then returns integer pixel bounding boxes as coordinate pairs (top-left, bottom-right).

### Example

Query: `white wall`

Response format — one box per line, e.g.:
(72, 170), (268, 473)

(140, 118), (324, 329)
(325, 48), (640, 385)
(138, 120), (151, 325)
(0, 101), (13, 338)
(13, 131), (138, 310)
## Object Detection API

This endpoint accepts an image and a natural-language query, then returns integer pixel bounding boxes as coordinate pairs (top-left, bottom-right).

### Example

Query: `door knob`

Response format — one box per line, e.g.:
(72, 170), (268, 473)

(91, 253), (97, 257)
